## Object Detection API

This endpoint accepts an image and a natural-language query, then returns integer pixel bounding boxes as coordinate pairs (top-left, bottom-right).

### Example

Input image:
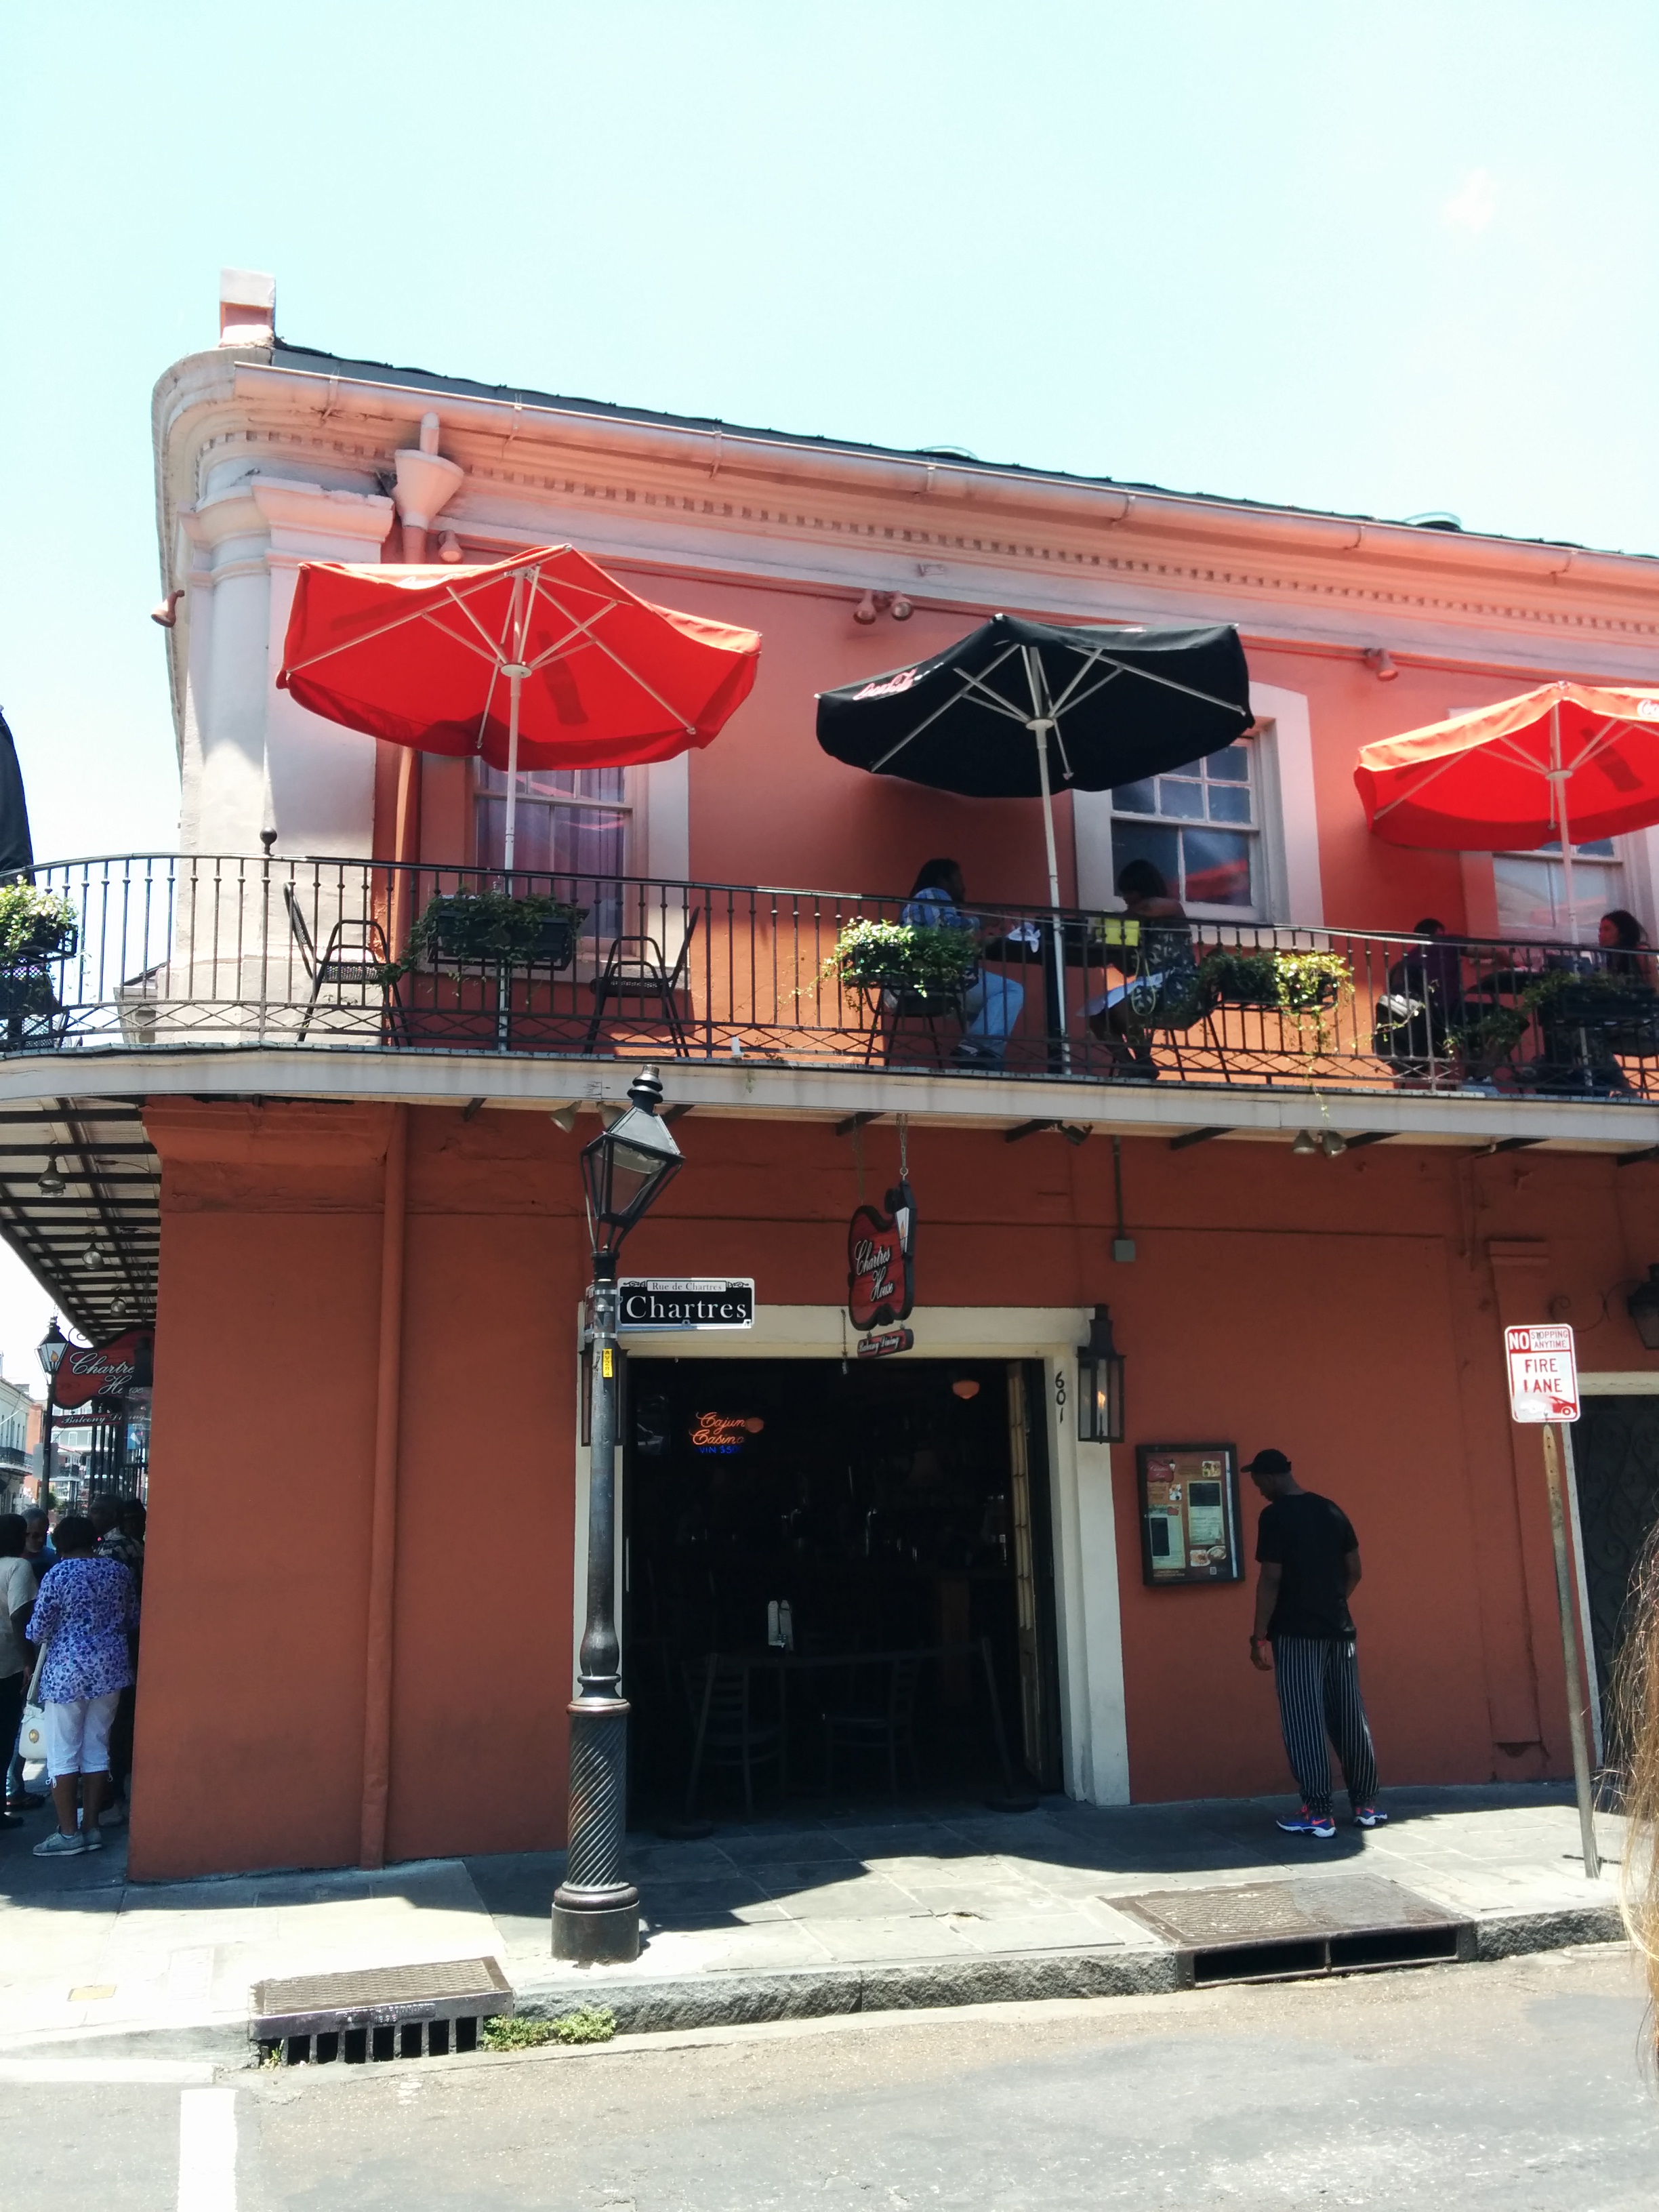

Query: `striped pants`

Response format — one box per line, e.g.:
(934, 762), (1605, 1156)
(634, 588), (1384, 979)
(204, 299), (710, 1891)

(1272, 1635), (1378, 1818)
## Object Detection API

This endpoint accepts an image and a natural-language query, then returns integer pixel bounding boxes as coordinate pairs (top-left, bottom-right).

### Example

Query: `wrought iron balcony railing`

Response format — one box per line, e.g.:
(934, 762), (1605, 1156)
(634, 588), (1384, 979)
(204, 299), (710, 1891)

(7, 853), (1659, 1103)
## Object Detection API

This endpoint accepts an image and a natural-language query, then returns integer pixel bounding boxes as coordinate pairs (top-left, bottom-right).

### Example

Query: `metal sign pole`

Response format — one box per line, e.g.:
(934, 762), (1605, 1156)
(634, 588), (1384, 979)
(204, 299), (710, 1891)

(1540, 1419), (1601, 1880)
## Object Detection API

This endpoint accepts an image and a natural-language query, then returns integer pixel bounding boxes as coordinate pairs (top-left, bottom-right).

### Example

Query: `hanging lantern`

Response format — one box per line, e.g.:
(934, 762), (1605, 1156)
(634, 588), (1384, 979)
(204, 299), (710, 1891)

(1077, 1305), (1126, 1443)
(1629, 1265), (1659, 1352)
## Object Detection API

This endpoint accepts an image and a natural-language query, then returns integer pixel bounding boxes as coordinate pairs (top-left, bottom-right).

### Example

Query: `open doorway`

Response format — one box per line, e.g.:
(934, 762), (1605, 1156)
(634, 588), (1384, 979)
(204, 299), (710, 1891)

(621, 1355), (1063, 1820)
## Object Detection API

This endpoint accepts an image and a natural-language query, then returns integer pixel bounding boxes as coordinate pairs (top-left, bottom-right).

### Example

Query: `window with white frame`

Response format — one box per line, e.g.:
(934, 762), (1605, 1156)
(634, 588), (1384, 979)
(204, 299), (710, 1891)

(1492, 838), (1627, 939)
(1108, 738), (1260, 915)
(474, 764), (631, 879)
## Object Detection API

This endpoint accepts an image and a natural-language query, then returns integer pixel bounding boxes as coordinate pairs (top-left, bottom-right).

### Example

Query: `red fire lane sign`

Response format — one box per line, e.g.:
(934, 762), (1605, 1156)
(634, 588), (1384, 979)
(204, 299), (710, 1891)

(1504, 1324), (1580, 1423)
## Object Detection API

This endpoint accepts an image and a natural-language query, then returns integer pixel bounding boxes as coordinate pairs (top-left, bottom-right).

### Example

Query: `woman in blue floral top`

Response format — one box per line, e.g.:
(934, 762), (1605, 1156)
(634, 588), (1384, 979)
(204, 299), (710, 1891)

(24, 1514), (138, 1859)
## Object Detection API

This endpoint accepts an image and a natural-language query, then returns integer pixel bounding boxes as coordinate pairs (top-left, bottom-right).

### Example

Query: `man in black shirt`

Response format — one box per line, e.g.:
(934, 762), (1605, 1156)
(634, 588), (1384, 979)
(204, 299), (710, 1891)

(1246, 1448), (1383, 1839)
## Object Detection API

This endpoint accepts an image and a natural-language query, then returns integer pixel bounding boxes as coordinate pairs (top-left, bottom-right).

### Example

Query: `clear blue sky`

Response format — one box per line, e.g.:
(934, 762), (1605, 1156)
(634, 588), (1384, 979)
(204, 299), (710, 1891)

(0, 1), (1656, 1367)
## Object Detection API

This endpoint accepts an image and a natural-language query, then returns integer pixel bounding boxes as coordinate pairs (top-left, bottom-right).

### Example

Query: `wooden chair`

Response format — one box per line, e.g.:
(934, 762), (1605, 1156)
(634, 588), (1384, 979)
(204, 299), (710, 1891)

(584, 906), (699, 1059)
(822, 1654), (922, 1796)
(283, 885), (407, 1043)
(684, 1654), (785, 1820)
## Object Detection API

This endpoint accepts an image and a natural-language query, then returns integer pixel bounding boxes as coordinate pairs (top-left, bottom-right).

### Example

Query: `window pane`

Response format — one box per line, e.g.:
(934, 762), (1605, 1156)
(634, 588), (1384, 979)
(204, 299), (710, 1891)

(1206, 782), (1252, 825)
(1158, 777), (1205, 820)
(1578, 838), (1616, 859)
(1111, 778), (1158, 815)
(1494, 853), (1622, 938)
(1205, 744), (1250, 783)
(475, 798), (628, 881)
(478, 763), (626, 804)
(1111, 821), (1181, 897)
(1182, 827), (1252, 907)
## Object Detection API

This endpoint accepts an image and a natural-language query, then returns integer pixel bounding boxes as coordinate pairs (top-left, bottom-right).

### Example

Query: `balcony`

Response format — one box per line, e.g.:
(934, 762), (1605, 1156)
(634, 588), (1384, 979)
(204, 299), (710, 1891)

(3, 854), (1656, 1113)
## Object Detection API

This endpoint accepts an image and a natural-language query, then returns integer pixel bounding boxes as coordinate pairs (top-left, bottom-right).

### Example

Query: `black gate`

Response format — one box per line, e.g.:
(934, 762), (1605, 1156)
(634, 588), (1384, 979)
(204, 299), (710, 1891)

(1570, 1395), (1659, 1754)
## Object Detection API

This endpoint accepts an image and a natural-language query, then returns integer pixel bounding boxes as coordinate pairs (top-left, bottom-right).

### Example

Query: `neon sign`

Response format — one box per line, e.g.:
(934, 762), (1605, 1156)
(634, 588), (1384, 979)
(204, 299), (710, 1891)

(690, 1412), (765, 1455)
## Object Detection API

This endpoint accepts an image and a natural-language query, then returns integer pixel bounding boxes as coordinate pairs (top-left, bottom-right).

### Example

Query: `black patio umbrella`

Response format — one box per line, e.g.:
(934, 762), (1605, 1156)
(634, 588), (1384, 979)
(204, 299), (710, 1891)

(817, 616), (1252, 1041)
(0, 710), (35, 879)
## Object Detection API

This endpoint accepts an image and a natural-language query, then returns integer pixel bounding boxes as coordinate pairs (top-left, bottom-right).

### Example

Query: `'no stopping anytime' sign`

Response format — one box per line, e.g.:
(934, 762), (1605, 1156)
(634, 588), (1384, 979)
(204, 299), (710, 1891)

(1504, 1324), (1580, 1423)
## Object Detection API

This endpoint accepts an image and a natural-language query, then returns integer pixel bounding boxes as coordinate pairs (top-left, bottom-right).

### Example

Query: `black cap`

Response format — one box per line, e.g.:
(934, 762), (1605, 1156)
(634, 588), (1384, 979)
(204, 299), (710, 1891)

(1244, 1448), (1292, 1476)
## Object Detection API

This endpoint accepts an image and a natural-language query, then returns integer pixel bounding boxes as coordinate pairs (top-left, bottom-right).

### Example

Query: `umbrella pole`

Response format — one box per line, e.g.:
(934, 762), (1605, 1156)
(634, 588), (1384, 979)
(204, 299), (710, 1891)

(503, 666), (523, 878)
(1033, 721), (1071, 1071)
(1551, 705), (1579, 946)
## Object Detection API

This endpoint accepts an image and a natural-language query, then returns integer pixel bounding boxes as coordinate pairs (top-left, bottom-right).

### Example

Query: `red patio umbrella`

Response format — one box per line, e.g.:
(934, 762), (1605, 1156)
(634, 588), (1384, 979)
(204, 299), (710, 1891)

(1355, 680), (1659, 939)
(279, 544), (761, 867)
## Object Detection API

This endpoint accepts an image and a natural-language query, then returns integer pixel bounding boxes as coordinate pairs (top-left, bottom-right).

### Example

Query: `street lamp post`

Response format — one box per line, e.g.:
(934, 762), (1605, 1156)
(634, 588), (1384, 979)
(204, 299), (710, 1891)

(552, 1067), (683, 1965)
(37, 1315), (67, 1510)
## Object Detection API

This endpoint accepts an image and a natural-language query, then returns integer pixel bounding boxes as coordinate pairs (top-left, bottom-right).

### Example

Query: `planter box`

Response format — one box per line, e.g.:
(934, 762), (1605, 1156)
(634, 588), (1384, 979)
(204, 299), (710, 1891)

(429, 906), (579, 972)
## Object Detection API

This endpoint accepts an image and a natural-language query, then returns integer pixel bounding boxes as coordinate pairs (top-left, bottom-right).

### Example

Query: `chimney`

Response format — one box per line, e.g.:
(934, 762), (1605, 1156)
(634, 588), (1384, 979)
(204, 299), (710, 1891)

(219, 268), (275, 347)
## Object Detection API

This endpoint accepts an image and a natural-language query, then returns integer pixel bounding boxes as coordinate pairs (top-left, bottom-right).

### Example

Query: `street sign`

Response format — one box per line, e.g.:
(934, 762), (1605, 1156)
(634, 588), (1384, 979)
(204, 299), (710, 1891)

(616, 1278), (754, 1332)
(1504, 1324), (1580, 1423)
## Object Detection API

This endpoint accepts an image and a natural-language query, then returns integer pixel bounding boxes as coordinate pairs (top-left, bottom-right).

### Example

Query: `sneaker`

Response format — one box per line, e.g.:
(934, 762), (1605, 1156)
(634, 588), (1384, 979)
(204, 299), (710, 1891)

(98, 1800), (128, 1828)
(1275, 1806), (1337, 1839)
(1353, 1805), (1388, 1828)
(80, 1824), (104, 1851)
(33, 1828), (85, 1859)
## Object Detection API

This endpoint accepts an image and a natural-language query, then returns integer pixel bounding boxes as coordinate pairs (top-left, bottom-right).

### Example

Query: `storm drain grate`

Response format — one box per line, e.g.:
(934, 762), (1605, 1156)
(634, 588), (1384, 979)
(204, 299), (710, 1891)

(252, 1957), (514, 2066)
(1111, 1875), (1473, 1988)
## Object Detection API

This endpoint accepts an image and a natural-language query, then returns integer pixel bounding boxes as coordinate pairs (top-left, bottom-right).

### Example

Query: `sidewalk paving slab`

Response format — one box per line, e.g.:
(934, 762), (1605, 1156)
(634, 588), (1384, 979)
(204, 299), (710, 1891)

(0, 1781), (1625, 2059)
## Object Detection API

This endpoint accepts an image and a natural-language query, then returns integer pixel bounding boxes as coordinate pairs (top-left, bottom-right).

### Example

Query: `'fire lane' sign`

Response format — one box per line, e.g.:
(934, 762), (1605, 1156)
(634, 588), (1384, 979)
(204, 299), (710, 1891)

(617, 1278), (754, 1332)
(1504, 1324), (1580, 1423)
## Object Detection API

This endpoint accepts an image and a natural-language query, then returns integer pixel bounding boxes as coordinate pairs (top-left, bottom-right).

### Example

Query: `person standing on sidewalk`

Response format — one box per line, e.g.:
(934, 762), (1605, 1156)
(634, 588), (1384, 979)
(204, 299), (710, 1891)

(22, 1513), (138, 1859)
(0, 1514), (36, 1829)
(1245, 1448), (1385, 1839)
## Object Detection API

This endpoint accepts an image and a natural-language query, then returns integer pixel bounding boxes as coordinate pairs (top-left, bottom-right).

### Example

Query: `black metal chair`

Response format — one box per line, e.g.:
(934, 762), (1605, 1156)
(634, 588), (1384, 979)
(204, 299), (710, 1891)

(583, 906), (699, 1058)
(684, 1653), (785, 1820)
(822, 1654), (922, 1796)
(283, 885), (407, 1043)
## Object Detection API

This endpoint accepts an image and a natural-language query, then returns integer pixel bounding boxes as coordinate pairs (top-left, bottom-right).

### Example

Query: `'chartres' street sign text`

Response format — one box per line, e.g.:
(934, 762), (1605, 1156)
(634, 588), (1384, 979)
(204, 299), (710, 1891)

(617, 1279), (754, 1331)
(1504, 1324), (1580, 1423)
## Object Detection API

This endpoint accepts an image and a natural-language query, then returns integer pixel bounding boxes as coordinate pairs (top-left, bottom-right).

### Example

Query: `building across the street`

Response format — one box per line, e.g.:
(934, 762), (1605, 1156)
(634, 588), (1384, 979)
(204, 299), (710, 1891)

(6, 270), (1659, 1879)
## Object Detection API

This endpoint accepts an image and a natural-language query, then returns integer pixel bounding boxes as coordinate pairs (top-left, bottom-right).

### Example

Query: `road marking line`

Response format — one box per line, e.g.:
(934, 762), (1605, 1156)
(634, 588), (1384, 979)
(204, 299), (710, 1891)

(178, 2085), (237, 2212)
(0, 2060), (218, 2084)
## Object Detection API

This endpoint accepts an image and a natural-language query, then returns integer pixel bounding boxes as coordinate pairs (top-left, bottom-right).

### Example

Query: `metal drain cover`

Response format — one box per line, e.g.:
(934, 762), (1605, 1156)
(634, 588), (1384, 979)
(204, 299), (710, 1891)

(252, 1956), (512, 2041)
(1113, 1874), (1448, 1948)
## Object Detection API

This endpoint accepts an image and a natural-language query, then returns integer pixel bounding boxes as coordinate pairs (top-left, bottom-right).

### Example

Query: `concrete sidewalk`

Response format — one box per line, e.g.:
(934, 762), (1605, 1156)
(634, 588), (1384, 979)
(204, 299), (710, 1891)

(0, 1784), (1624, 2059)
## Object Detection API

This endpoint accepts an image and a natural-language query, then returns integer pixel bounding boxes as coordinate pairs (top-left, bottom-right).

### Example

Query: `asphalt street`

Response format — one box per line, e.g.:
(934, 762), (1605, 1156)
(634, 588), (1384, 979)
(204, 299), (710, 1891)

(5, 1946), (1656, 2211)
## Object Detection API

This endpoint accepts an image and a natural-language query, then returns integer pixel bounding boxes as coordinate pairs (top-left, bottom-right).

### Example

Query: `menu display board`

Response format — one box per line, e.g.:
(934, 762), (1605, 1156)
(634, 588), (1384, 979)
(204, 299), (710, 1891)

(1137, 1443), (1242, 1586)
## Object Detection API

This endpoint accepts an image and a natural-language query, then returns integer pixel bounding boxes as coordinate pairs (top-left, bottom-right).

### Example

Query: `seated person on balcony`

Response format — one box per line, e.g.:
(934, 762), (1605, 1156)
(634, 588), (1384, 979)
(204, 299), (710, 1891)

(1374, 918), (1465, 1084)
(1600, 909), (1655, 985)
(900, 859), (1024, 1065)
(1086, 859), (1197, 1075)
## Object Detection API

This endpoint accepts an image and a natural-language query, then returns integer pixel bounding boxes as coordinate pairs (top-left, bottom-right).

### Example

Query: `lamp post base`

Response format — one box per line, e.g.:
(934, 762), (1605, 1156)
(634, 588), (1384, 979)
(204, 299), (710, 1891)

(550, 1896), (640, 1965)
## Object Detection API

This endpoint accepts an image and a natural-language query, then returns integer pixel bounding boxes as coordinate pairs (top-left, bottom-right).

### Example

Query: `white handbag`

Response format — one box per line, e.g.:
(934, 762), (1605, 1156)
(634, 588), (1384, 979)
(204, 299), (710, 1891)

(17, 1647), (46, 1766)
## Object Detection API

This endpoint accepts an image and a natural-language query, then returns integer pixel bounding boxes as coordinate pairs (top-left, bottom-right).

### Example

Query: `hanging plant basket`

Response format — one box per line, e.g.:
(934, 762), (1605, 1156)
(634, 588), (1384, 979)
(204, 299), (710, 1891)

(1198, 947), (1351, 1013)
(827, 919), (977, 1003)
(0, 884), (77, 966)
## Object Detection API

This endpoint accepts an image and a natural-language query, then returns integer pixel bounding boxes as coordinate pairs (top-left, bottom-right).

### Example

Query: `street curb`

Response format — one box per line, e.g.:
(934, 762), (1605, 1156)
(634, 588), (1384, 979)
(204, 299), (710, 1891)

(508, 1902), (1626, 2036)
(0, 1902), (1625, 2061)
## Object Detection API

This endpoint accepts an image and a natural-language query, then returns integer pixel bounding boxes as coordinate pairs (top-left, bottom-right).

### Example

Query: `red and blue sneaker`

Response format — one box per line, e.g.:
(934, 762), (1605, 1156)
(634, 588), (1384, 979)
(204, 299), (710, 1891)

(1353, 1805), (1388, 1828)
(1275, 1805), (1336, 1839)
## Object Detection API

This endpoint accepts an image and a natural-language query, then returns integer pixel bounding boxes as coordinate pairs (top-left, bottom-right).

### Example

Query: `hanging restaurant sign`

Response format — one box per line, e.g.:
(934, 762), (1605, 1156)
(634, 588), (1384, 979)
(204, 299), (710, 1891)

(52, 1328), (153, 1412)
(617, 1279), (755, 1331)
(857, 1326), (914, 1359)
(847, 1182), (915, 1332)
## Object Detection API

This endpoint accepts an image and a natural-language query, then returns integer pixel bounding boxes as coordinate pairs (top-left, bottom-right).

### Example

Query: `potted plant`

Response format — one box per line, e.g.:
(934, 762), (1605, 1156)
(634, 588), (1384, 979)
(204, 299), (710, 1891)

(399, 888), (588, 975)
(0, 883), (77, 965)
(827, 918), (979, 1004)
